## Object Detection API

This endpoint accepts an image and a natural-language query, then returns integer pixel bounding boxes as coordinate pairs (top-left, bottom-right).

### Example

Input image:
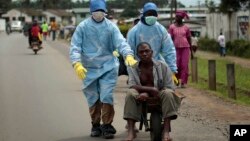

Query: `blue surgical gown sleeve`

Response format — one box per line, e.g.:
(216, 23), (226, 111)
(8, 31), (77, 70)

(111, 25), (134, 57)
(127, 27), (136, 54)
(69, 25), (83, 64)
(160, 27), (177, 73)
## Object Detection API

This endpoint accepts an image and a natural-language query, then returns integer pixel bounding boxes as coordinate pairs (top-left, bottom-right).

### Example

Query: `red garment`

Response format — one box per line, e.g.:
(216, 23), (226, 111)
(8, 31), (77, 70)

(176, 47), (190, 84)
(168, 24), (191, 48)
(176, 10), (189, 19)
(31, 26), (41, 37)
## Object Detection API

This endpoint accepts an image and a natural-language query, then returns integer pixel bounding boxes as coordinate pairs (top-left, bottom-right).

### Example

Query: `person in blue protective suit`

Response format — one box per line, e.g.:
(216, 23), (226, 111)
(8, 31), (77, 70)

(69, 0), (137, 139)
(127, 2), (178, 84)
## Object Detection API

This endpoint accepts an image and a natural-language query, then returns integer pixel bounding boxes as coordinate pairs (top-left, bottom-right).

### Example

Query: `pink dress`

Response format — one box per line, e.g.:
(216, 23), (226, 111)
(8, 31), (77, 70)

(169, 24), (191, 85)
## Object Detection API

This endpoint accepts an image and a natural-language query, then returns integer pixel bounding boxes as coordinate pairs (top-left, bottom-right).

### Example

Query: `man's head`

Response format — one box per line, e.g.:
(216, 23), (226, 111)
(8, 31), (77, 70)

(142, 2), (158, 26)
(137, 42), (153, 62)
(90, 0), (107, 22)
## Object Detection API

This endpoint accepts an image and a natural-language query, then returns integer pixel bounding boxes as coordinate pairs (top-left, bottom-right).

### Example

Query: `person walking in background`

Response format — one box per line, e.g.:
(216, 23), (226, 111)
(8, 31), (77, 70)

(50, 20), (57, 41)
(191, 32), (198, 53)
(168, 10), (193, 88)
(41, 21), (49, 41)
(5, 21), (11, 35)
(217, 32), (226, 56)
(69, 0), (137, 139)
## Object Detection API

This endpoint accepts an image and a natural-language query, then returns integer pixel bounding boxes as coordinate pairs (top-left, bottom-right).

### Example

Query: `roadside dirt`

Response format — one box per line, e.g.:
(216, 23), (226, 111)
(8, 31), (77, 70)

(177, 50), (250, 138)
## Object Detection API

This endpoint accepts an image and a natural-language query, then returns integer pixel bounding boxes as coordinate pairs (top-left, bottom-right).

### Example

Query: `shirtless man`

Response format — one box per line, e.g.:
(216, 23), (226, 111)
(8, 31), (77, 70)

(123, 42), (181, 141)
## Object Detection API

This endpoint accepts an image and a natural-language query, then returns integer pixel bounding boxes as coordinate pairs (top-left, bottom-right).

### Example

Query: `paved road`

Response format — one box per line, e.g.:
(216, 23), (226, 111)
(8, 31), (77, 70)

(0, 32), (227, 141)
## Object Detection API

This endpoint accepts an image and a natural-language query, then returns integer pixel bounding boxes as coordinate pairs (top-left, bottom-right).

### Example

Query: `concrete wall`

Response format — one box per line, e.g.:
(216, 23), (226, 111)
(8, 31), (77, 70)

(0, 19), (6, 31)
(206, 10), (250, 41)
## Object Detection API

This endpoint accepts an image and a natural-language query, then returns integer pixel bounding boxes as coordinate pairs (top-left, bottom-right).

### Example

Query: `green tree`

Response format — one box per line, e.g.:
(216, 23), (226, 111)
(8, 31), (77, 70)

(120, 1), (139, 18)
(205, 0), (216, 13)
(0, 0), (11, 13)
(134, 0), (168, 8)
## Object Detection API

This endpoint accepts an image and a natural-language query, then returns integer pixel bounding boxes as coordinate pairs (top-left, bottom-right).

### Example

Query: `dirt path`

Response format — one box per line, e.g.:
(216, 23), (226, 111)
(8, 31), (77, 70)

(176, 50), (250, 138)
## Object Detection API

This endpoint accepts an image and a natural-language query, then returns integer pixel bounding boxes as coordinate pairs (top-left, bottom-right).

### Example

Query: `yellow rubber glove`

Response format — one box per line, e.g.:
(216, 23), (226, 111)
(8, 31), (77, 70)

(172, 73), (179, 85)
(38, 33), (43, 41)
(125, 55), (137, 66)
(73, 62), (87, 80)
(113, 50), (120, 57)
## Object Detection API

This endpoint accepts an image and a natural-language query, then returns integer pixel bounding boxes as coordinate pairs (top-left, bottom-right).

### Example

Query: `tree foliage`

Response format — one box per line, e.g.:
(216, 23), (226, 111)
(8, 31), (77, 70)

(205, 0), (216, 13)
(0, 0), (12, 12)
(120, 1), (140, 18)
(219, 0), (250, 13)
(134, 0), (168, 8)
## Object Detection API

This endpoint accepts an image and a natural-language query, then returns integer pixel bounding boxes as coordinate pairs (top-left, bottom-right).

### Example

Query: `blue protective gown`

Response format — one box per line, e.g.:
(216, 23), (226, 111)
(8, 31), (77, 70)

(127, 21), (177, 73)
(70, 17), (134, 107)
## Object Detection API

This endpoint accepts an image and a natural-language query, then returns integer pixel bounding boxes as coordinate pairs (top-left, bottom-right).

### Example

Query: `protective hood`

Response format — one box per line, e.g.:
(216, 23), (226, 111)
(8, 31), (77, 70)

(143, 2), (158, 14)
(90, 0), (107, 12)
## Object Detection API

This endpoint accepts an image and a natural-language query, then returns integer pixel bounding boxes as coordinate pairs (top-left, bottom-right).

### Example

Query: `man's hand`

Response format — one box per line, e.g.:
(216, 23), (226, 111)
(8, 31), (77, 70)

(149, 87), (159, 97)
(125, 55), (137, 66)
(73, 62), (87, 80)
(136, 93), (149, 102)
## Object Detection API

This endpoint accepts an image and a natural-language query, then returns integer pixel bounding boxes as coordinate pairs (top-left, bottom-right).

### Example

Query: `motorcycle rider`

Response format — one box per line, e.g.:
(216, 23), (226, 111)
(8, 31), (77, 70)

(28, 20), (42, 48)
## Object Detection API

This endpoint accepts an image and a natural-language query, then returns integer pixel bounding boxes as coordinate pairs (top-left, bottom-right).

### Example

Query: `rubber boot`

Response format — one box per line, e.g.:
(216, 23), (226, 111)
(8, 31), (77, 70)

(89, 100), (102, 124)
(89, 101), (102, 137)
(101, 103), (116, 139)
(91, 123), (101, 137)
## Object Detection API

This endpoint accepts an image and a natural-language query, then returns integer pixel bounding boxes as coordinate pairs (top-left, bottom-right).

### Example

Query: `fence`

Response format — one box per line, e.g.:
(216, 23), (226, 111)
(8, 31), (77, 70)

(191, 58), (236, 99)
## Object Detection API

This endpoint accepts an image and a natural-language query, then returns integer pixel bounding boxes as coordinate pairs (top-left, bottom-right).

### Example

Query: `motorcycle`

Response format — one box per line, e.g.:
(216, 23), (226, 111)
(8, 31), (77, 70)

(30, 39), (42, 55)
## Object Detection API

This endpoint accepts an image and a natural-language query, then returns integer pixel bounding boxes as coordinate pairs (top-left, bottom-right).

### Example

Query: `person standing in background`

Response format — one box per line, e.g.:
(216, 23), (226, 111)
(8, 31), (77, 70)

(50, 20), (57, 41)
(41, 21), (49, 41)
(217, 32), (226, 57)
(191, 32), (198, 53)
(168, 10), (193, 88)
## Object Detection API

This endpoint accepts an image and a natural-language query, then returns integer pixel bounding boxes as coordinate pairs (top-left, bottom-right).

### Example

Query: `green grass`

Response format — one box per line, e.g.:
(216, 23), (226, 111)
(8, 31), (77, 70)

(189, 57), (250, 106)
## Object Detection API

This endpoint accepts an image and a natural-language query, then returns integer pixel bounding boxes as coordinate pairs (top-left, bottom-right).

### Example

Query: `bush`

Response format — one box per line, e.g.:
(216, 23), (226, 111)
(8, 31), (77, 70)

(198, 37), (250, 59)
(198, 37), (219, 52)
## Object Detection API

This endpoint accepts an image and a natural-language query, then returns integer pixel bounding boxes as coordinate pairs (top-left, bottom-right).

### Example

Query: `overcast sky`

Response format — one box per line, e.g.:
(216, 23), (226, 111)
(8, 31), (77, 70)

(178, 0), (220, 7)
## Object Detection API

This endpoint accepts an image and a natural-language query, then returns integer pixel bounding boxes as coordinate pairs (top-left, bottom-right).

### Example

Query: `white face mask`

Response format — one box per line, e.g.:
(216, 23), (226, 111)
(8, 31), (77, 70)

(145, 16), (157, 25)
(92, 11), (106, 22)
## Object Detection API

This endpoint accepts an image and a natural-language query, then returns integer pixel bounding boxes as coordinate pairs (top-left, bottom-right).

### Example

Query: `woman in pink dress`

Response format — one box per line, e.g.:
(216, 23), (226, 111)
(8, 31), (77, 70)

(168, 10), (193, 88)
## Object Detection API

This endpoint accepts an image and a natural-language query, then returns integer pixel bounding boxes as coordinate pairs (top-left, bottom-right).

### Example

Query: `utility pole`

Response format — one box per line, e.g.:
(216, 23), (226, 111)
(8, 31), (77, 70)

(198, 0), (200, 13)
(170, 0), (177, 24)
(175, 0), (177, 13)
(170, 0), (173, 23)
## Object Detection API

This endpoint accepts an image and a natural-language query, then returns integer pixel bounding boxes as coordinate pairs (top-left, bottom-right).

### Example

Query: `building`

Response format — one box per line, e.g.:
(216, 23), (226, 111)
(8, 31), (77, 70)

(43, 9), (74, 25)
(2, 8), (74, 25)
(2, 8), (45, 23)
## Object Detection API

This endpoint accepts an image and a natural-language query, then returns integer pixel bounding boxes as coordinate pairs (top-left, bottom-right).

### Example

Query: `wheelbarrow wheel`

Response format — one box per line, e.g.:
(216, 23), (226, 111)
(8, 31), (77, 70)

(150, 112), (162, 141)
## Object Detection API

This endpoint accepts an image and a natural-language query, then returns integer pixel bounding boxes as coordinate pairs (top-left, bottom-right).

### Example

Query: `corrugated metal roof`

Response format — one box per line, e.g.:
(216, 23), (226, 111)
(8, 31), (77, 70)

(18, 8), (45, 16)
(46, 9), (73, 17)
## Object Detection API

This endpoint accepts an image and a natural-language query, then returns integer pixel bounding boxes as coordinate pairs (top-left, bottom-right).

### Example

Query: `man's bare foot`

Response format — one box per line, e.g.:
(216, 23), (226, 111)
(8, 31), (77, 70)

(162, 132), (172, 141)
(125, 124), (139, 132)
(125, 132), (137, 141)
